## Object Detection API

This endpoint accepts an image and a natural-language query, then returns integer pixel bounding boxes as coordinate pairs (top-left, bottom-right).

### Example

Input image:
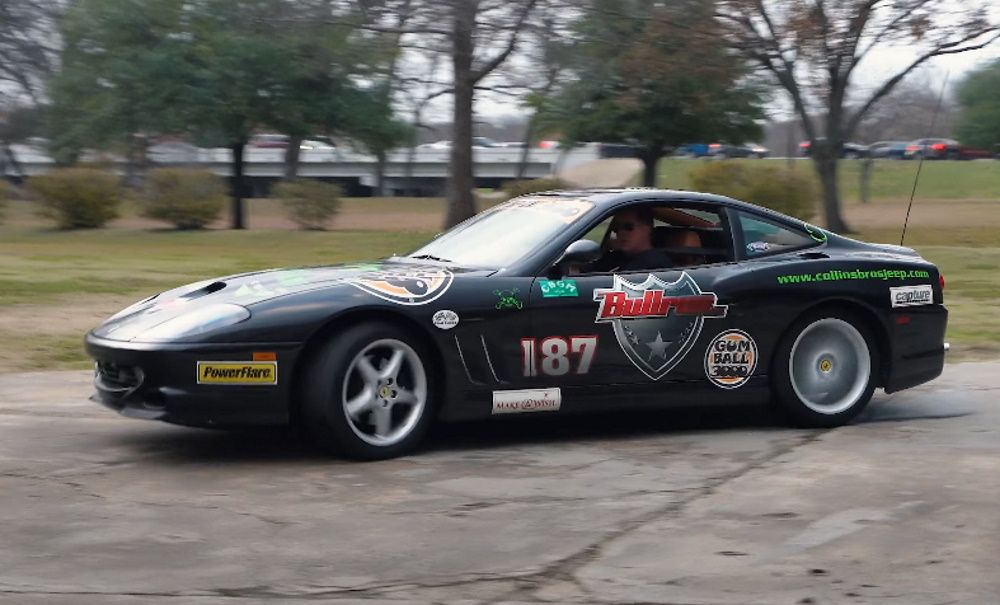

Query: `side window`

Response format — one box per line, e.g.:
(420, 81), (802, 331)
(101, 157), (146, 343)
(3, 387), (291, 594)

(737, 212), (816, 257)
(583, 216), (613, 245)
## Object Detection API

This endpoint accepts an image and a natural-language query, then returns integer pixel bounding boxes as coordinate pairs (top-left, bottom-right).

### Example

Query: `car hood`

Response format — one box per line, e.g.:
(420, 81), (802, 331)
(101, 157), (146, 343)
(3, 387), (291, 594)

(92, 260), (485, 342)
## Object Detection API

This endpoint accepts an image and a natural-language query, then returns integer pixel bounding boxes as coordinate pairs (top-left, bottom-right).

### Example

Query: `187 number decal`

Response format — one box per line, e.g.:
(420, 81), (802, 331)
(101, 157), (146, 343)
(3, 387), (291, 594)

(521, 335), (598, 376)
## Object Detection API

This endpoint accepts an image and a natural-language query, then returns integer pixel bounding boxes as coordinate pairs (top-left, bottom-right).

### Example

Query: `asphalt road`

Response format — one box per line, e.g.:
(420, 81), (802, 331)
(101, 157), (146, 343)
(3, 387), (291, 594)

(1, 362), (998, 605)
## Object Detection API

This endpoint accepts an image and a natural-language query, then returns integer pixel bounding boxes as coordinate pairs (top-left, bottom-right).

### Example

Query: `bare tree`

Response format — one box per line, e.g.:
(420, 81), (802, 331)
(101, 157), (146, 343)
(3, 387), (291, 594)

(442, 0), (539, 226)
(0, 0), (61, 172)
(717, 0), (998, 232)
(0, 0), (60, 103)
(856, 73), (959, 141)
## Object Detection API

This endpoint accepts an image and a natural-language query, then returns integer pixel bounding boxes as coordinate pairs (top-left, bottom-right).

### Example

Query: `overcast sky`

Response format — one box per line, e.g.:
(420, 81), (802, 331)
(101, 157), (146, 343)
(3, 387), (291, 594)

(472, 39), (1000, 126)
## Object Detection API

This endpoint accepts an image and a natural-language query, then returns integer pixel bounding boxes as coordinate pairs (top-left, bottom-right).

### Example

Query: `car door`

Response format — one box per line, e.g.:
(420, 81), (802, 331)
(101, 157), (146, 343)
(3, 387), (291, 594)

(523, 204), (734, 388)
(526, 265), (729, 387)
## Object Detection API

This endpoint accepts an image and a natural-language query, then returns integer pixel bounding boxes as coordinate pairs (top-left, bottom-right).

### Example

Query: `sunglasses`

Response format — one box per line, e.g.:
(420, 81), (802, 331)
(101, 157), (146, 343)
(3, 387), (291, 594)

(611, 221), (638, 233)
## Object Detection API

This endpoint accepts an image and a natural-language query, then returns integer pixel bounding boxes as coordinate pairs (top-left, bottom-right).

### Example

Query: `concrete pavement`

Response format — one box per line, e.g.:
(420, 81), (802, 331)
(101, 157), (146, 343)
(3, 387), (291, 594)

(0, 363), (997, 604)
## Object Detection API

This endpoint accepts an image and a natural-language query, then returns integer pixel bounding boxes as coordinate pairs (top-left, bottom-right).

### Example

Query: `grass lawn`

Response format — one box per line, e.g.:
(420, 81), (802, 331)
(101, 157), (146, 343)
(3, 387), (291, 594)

(656, 157), (1000, 203)
(0, 174), (997, 372)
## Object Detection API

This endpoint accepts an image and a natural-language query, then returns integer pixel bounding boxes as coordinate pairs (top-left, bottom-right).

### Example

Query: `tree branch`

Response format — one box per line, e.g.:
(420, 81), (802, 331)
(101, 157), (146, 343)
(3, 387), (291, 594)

(846, 29), (1000, 136)
(471, 0), (538, 83)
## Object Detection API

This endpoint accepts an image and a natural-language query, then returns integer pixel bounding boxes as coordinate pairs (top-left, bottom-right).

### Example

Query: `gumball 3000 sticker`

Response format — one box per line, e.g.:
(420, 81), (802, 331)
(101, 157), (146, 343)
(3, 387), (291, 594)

(348, 267), (454, 306)
(704, 330), (757, 389)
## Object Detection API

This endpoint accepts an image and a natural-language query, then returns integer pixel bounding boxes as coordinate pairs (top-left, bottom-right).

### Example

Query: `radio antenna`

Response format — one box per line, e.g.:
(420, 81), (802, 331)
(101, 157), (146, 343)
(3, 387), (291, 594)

(901, 70), (950, 246)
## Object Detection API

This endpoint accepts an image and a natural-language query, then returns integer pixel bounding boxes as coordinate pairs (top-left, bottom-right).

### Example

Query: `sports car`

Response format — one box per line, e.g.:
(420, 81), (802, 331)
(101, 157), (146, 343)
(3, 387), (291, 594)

(86, 189), (948, 459)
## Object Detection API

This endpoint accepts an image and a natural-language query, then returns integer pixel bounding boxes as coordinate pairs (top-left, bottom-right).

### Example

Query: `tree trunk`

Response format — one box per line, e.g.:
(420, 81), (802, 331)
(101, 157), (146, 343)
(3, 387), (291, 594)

(444, 3), (477, 228)
(123, 133), (147, 189)
(1, 140), (23, 178)
(231, 141), (246, 230)
(374, 150), (387, 197)
(812, 152), (850, 232)
(860, 157), (872, 204)
(639, 149), (660, 187)
(516, 113), (535, 179)
(284, 135), (302, 180)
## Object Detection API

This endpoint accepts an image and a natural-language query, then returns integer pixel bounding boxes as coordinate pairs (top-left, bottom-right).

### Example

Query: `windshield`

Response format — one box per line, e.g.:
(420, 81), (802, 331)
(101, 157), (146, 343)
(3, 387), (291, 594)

(409, 197), (595, 269)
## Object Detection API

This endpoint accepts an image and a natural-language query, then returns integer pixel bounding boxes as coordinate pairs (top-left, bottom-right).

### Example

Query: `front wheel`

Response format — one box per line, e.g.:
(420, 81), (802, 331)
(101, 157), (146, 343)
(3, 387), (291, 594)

(301, 322), (435, 460)
(772, 311), (878, 427)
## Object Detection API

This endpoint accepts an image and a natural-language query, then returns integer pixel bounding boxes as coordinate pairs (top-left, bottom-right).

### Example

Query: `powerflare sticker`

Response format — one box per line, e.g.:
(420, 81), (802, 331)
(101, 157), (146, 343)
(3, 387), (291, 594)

(704, 330), (757, 389)
(539, 279), (579, 298)
(197, 362), (277, 385)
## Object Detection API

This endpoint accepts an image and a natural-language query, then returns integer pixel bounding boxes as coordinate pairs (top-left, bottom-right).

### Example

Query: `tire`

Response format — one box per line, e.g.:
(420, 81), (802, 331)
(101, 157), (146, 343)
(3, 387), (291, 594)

(772, 309), (879, 428)
(301, 322), (436, 460)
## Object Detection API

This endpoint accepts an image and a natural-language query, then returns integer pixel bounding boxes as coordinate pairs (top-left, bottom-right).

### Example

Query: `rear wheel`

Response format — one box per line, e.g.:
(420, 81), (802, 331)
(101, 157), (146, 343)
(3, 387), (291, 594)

(301, 322), (435, 460)
(772, 310), (878, 427)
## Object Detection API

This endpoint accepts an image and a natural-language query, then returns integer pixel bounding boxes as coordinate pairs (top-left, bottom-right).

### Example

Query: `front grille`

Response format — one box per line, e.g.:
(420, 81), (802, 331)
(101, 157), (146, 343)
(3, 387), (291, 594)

(95, 361), (143, 392)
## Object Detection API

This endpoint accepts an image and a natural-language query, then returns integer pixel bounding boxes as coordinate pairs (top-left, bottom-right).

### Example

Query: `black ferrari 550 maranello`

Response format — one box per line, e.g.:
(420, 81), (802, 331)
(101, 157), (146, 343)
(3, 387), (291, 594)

(86, 189), (948, 459)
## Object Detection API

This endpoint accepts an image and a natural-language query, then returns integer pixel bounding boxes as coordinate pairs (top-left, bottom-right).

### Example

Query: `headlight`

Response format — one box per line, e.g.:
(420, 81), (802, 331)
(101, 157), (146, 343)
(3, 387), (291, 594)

(135, 304), (250, 342)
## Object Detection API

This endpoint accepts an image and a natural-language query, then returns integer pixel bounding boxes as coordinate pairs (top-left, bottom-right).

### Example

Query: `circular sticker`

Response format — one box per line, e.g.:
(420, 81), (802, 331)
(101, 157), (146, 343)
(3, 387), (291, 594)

(432, 309), (459, 330)
(705, 330), (758, 389)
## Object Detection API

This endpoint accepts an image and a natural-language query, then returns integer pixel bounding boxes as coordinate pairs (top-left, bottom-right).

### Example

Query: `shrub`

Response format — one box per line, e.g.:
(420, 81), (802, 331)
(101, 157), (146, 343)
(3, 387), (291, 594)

(140, 169), (226, 229)
(740, 167), (816, 220)
(27, 168), (122, 229)
(500, 177), (569, 200)
(274, 179), (341, 230)
(688, 161), (752, 199)
(689, 161), (816, 219)
(0, 180), (10, 224)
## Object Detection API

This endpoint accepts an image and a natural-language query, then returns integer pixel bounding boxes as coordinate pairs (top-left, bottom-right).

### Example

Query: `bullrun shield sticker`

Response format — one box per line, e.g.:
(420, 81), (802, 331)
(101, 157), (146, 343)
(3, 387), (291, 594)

(705, 330), (758, 389)
(593, 273), (727, 380)
(348, 267), (454, 305)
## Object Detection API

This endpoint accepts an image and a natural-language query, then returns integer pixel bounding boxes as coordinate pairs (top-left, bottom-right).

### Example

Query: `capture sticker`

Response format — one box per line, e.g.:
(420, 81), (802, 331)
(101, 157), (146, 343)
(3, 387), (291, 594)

(348, 267), (453, 305)
(432, 309), (459, 330)
(539, 279), (579, 298)
(197, 361), (277, 385)
(593, 273), (727, 380)
(705, 330), (757, 389)
(889, 284), (933, 307)
(492, 387), (561, 414)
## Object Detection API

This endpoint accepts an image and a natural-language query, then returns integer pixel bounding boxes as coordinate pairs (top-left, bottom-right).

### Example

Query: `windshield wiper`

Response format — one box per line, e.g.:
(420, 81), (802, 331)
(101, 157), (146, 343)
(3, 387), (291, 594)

(409, 254), (453, 263)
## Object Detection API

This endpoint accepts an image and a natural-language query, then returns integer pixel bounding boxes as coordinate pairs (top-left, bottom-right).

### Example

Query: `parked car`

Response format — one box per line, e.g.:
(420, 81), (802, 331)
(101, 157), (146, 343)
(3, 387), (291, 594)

(903, 138), (994, 160)
(707, 143), (768, 159)
(867, 141), (908, 159)
(249, 134), (335, 150)
(675, 143), (711, 157)
(418, 137), (499, 150)
(86, 189), (947, 459)
(799, 140), (868, 159)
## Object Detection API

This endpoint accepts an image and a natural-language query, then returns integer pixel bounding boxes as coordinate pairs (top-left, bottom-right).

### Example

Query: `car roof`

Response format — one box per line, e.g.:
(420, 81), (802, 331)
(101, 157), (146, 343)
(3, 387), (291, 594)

(522, 188), (807, 225)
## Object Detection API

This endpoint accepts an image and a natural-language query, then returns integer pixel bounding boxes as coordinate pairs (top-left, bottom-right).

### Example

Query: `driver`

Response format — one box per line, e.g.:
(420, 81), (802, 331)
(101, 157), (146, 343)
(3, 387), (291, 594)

(582, 207), (672, 272)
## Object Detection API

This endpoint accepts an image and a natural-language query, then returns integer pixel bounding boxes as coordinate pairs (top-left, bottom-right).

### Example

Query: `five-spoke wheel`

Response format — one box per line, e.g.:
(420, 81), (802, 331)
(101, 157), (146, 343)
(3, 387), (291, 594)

(301, 322), (435, 460)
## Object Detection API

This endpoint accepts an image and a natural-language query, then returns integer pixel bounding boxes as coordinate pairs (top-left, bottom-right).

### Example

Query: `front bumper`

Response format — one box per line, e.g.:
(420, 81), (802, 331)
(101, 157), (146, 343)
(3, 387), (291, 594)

(85, 333), (302, 428)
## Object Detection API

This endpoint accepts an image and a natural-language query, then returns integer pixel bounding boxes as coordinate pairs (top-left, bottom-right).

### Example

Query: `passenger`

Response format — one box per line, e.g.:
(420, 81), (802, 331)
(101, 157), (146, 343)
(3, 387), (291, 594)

(583, 207), (672, 272)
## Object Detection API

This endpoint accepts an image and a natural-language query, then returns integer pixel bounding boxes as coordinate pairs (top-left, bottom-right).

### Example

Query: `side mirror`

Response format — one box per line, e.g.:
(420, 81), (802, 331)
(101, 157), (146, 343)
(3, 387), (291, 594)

(556, 239), (601, 267)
